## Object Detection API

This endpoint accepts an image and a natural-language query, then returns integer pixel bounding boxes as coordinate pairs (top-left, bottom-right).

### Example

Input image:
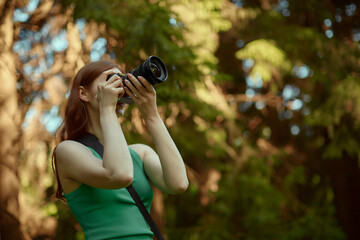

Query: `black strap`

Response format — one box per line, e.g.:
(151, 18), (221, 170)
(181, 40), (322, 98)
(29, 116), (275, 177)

(126, 185), (165, 240)
(74, 133), (165, 240)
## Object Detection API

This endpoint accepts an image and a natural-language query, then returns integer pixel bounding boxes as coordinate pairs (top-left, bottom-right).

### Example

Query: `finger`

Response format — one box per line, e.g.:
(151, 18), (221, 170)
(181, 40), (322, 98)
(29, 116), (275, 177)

(106, 73), (122, 84)
(128, 74), (145, 92)
(138, 76), (155, 93)
(124, 86), (137, 100)
(103, 68), (122, 75)
(115, 87), (125, 97)
(101, 69), (119, 80)
(108, 78), (123, 88)
(125, 79), (143, 97)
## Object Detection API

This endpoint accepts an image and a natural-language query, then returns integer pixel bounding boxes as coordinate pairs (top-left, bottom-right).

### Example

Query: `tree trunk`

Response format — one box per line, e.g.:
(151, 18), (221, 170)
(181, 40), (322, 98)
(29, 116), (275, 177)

(0, 0), (23, 239)
(327, 153), (360, 240)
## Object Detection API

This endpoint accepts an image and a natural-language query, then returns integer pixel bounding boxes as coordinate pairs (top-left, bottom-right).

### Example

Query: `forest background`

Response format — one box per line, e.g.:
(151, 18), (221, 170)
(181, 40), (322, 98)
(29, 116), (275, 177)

(1, 0), (360, 239)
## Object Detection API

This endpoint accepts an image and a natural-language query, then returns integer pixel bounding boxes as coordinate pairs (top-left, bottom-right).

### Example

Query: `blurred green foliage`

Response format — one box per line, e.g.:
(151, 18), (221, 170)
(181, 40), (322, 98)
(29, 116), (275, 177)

(27, 0), (358, 239)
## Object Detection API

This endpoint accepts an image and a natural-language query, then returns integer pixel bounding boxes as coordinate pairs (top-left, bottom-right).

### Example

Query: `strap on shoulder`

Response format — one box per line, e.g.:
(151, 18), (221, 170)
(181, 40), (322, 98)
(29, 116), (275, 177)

(74, 133), (165, 239)
(75, 133), (104, 157)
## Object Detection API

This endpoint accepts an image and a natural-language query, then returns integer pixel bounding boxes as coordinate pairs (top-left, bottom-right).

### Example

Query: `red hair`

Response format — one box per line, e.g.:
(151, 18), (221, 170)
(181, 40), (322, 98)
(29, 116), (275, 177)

(52, 60), (119, 200)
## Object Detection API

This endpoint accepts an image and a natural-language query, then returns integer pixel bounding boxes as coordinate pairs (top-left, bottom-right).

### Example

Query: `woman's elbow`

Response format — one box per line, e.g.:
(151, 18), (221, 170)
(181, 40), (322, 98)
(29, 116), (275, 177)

(111, 172), (133, 188)
(170, 180), (189, 194)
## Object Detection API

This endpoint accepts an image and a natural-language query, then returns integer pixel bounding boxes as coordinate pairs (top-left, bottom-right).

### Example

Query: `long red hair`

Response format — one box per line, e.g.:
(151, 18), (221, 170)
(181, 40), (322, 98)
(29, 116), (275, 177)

(52, 60), (119, 200)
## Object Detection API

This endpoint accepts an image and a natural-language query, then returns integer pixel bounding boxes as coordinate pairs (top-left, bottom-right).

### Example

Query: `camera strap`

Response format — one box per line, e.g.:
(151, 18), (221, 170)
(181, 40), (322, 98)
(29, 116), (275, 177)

(75, 133), (165, 240)
(126, 185), (165, 240)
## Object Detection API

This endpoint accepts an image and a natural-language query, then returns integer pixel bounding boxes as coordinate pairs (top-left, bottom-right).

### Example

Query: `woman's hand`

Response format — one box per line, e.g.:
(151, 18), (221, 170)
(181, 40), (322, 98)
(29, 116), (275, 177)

(96, 70), (125, 110)
(124, 74), (159, 120)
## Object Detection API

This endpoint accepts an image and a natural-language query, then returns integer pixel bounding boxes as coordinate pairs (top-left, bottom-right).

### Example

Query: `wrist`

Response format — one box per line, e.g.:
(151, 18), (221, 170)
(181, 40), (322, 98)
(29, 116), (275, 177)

(143, 112), (162, 123)
(100, 106), (118, 119)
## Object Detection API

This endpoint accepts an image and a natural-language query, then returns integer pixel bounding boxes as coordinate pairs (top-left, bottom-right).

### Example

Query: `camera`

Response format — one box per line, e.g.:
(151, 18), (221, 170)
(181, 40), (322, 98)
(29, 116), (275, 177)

(106, 56), (168, 104)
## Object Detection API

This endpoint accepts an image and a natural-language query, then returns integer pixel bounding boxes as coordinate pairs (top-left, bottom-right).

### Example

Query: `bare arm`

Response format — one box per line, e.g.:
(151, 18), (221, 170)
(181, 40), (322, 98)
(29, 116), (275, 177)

(56, 69), (133, 190)
(56, 140), (131, 190)
(125, 74), (189, 194)
(100, 106), (133, 186)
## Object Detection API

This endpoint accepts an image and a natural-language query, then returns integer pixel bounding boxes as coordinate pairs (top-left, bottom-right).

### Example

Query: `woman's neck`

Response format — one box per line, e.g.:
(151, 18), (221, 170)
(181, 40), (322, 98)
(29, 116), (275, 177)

(86, 108), (104, 145)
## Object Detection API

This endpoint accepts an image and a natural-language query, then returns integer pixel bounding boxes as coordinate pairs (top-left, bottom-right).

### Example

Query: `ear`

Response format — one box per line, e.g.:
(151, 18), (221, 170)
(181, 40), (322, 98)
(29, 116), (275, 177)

(79, 86), (90, 102)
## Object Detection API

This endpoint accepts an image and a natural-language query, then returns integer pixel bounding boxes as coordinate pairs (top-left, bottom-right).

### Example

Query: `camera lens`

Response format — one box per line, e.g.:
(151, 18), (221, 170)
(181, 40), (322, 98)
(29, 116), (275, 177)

(150, 63), (161, 78)
(130, 56), (168, 85)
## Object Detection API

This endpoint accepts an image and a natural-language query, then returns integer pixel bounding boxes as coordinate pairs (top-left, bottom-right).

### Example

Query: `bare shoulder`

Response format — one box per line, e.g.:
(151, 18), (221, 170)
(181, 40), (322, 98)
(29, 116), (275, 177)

(55, 140), (91, 163)
(129, 143), (158, 161)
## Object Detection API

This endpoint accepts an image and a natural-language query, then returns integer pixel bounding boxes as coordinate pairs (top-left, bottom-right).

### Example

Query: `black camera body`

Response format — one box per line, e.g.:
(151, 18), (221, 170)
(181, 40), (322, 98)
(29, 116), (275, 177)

(106, 56), (168, 104)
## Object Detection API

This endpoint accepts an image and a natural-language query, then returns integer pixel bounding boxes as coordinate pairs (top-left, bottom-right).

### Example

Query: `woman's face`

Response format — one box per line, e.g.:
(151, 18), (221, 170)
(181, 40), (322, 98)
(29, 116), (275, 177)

(86, 67), (128, 116)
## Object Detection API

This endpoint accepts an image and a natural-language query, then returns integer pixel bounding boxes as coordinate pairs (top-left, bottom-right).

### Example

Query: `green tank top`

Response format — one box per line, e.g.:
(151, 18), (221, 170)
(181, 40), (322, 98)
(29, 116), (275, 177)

(64, 147), (154, 240)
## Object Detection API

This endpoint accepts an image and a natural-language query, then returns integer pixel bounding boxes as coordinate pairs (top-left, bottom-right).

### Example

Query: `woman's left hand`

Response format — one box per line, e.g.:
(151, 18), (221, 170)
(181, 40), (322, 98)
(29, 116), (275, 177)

(124, 74), (159, 120)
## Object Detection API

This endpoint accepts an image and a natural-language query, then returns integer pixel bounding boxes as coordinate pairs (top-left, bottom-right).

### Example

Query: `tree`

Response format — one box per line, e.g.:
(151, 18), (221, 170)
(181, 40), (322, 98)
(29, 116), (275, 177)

(2, 0), (359, 239)
(0, 0), (28, 239)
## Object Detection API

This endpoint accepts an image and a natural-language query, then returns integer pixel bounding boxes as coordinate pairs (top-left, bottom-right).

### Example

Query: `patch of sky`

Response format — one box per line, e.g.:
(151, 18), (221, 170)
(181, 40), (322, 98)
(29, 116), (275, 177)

(22, 107), (37, 130)
(109, 51), (117, 59)
(352, 29), (360, 42)
(255, 101), (266, 110)
(26, 61), (45, 81)
(302, 107), (310, 116)
(76, 18), (87, 40)
(37, 58), (47, 72)
(335, 13), (342, 23)
(76, 18), (86, 31)
(43, 91), (49, 100)
(12, 0), (40, 22)
(19, 29), (32, 39)
(290, 124), (300, 135)
(325, 30), (334, 39)
(345, 3), (356, 17)
(30, 53), (39, 60)
(233, 137), (243, 147)
(30, 72), (41, 82)
(278, 0), (289, 9)
(284, 110), (293, 119)
(242, 58), (254, 71)
(246, 74), (263, 88)
(13, 9), (29, 22)
(282, 84), (300, 100)
(13, 39), (31, 58)
(169, 17), (177, 26)
(90, 38), (107, 61)
(41, 106), (63, 134)
(27, 0), (40, 12)
(293, 65), (310, 79)
(290, 99), (303, 111)
(282, 9), (290, 17)
(245, 88), (255, 98)
(324, 18), (332, 27)
(302, 94), (311, 102)
(51, 29), (68, 52)
(236, 39), (245, 48)
(278, 112), (285, 120)
(275, 0), (290, 16)
(46, 51), (54, 66)
(232, 0), (244, 8)
(33, 32), (42, 42)
(239, 101), (253, 112)
(24, 64), (33, 76)
(65, 90), (70, 99)
(41, 23), (51, 38)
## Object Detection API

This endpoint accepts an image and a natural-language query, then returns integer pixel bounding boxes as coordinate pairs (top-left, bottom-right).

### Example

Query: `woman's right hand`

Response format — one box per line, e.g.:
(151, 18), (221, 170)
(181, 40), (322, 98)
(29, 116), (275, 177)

(96, 70), (125, 110)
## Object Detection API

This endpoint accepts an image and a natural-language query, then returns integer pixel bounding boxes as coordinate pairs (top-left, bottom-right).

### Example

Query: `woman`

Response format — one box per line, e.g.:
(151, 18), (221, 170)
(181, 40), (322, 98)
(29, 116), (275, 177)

(52, 60), (189, 239)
